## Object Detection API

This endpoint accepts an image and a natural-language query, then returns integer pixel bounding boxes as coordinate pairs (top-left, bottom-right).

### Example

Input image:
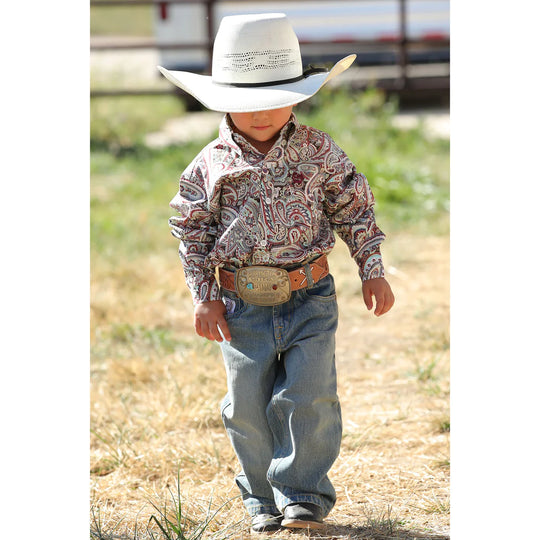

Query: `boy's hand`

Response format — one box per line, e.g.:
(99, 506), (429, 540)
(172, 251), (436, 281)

(194, 300), (232, 342)
(362, 277), (395, 317)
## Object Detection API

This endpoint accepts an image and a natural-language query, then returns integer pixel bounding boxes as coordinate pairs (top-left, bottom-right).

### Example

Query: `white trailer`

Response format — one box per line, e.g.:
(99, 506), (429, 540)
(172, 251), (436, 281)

(153, 1), (449, 71)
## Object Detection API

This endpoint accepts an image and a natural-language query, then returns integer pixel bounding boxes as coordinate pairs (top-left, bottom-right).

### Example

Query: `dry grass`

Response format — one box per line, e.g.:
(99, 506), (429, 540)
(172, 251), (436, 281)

(90, 232), (449, 539)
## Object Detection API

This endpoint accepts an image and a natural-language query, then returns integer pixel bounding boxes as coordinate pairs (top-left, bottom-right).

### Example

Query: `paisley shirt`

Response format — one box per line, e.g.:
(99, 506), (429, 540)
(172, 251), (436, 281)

(169, 113), (386, 304)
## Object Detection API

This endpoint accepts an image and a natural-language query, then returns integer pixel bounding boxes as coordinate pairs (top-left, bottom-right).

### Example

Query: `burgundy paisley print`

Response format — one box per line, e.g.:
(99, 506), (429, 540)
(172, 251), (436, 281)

(169, 114), (386, 304)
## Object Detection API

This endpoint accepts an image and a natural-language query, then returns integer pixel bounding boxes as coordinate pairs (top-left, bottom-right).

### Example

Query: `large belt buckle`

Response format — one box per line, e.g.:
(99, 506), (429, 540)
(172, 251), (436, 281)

(235, 266), (291, 306)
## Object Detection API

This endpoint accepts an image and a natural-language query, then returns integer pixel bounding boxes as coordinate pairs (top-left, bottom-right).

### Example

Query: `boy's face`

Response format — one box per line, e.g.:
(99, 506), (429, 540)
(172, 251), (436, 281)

(229, 106), (295, 151)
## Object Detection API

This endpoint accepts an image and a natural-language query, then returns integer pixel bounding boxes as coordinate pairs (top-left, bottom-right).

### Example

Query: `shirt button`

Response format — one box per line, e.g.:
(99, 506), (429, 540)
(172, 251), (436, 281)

(260, 240), (268, 246)
(265, 197), (272, 204)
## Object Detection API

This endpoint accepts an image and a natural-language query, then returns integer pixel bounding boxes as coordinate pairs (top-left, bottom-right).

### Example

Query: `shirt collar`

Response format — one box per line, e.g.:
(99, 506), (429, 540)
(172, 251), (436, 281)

(218, 113), (299, 156)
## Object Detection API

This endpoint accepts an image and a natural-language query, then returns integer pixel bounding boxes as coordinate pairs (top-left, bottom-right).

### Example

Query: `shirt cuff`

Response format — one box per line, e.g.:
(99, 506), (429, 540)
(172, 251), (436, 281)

(360, 252), (385, 281)
(189, 274), (221, 305)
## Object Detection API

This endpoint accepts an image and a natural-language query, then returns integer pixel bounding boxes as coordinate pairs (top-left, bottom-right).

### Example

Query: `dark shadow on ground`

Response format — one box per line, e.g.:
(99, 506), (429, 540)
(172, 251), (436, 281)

(275, 523), (449, 539)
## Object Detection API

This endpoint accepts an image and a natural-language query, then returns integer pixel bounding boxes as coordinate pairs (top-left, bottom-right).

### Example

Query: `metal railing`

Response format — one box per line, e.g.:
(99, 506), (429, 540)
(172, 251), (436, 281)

(90, 0), (449, 98)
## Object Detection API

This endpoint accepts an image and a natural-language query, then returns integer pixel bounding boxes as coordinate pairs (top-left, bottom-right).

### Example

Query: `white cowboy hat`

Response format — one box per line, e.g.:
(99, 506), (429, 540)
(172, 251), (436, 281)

(157, 12), (356, 113)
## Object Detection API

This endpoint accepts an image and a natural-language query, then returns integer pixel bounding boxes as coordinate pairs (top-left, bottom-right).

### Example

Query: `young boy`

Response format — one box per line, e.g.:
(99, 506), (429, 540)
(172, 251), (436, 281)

(159, 13), (394, 533)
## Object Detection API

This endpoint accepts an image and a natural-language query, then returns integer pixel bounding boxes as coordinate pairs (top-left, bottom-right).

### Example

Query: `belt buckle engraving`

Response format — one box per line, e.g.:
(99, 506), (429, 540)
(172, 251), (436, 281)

(235, 266), (291, 306)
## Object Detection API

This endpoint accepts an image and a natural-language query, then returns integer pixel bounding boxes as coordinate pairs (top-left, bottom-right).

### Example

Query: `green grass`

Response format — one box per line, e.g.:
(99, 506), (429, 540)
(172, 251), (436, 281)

(147, 473), (241, 540)
(362, 504), (401, 536)
(90, 4), (154, 36)
(91, 472), (242, 539)
(296, 89), (449, 232)
(90, 95), (187, 152)
(89, 1), (449, 239)
(91, 88), (449, 265)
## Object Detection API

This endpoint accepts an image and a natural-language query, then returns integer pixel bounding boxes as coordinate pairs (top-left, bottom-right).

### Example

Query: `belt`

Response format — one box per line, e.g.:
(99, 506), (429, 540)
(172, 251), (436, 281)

(218, 254), (329, 306)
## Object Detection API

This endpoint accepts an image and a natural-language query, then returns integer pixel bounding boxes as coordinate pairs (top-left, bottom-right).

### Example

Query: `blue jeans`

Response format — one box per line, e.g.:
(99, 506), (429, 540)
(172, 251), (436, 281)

(219, 274), (342, 518)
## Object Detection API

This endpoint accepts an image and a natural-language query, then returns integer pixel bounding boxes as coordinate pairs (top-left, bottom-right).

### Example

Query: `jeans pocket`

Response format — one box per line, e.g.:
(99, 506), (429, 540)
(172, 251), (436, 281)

(300, 274), (337, 302)
(222, 290), (248, 320)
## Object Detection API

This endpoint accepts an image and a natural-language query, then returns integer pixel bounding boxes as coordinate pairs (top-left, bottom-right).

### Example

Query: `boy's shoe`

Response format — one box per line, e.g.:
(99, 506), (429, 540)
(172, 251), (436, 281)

(281, 503), (324, 529)
(250, 513), (283, 533)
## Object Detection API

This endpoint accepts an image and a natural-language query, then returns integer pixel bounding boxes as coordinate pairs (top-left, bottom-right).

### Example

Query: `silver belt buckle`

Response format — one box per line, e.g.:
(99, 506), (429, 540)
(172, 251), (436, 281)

(235, 266), (291, 306)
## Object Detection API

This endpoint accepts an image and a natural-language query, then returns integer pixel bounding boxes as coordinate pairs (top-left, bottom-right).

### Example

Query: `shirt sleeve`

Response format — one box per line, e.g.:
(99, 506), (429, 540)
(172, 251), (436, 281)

(169, 158), (221, 305)
(323, 142), (386, 281)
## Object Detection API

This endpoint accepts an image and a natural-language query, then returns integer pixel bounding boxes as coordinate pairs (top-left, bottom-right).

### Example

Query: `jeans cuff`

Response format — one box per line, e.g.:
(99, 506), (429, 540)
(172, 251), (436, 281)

(244, 501), (281, 517)
(273, 490), (333, 517)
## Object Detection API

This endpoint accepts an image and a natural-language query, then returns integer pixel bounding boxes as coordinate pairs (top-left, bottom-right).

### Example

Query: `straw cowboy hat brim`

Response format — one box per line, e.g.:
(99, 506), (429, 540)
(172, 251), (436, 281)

(158, 54), (356, 113)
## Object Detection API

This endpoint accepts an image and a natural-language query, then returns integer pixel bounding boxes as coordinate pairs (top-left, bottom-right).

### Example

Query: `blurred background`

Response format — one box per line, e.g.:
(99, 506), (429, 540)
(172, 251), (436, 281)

(90, 0), (449, 105)
(90, 0), (450, 263)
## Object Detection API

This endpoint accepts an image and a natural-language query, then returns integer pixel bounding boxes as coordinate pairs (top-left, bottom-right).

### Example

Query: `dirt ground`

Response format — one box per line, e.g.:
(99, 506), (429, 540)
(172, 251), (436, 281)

(328, 233), (450, 536)
(90, 230), (449, 539)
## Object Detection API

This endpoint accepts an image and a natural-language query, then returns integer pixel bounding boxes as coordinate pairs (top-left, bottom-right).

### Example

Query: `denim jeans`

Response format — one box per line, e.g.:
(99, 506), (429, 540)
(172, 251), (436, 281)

(219, 273), (342, 518)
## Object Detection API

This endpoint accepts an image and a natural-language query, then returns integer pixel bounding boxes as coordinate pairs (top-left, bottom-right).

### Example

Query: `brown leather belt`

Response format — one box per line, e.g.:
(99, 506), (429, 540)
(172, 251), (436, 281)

(218, 254), (329, 298)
